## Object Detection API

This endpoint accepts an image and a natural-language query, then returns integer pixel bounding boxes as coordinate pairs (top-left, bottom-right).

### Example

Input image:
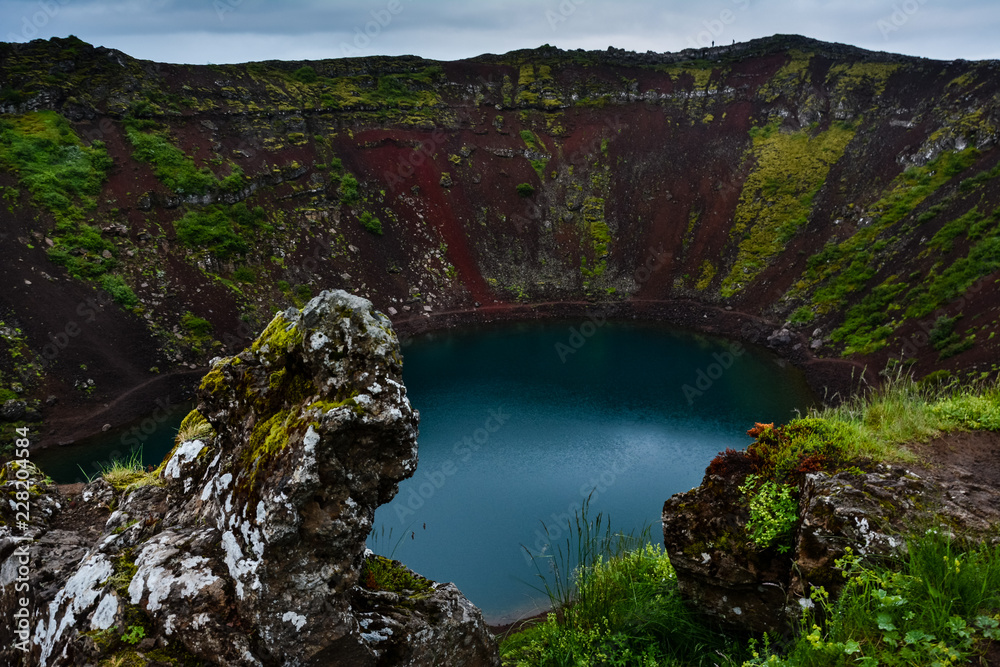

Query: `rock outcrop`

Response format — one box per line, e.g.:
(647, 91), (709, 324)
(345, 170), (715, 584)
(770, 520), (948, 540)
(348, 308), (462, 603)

(0, 290), (500, 666)
(662, 460), (1000, 634)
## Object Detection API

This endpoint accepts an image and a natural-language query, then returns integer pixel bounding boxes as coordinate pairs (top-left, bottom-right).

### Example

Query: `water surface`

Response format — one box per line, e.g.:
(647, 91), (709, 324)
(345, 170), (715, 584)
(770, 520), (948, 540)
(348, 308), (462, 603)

(372, 320), (815, 623)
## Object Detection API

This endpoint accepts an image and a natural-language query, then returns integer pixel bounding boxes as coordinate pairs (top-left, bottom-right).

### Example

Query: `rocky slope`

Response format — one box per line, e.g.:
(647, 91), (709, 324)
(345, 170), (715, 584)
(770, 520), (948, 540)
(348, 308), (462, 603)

(1, 34), (1000, 445)
(0, 290), (500, 666)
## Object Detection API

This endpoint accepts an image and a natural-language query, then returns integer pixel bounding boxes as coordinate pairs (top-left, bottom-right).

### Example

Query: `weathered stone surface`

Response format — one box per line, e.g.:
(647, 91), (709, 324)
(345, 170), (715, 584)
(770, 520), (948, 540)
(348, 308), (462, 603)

(1, 399), (27, 422)
(0, 290), (500, 667)
(663, 462), (1000, 635)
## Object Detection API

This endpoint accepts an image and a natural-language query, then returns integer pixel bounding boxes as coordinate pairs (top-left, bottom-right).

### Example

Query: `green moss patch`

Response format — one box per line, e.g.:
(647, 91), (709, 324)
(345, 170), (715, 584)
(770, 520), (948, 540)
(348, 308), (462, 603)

(361, 555), (433, 595)
(721, 121), (856, 296)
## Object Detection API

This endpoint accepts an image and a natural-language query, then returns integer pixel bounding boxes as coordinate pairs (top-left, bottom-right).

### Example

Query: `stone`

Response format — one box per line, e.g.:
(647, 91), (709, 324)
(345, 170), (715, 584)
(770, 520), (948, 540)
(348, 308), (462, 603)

(0, 290), (500, 667)
(1, 399), (26, 422)
(662, 462), (1000, 635)
(766, 328), (793, 345)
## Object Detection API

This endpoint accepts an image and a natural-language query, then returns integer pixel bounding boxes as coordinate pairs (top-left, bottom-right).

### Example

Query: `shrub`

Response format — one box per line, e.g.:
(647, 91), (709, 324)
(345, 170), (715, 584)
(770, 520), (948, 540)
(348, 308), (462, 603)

(175, 208), (247, 258)
(929, 314), (961, 349)
(516, 182), (535, 197)
(232, 266), (256, 283)
(745, 418), (855, 482)
(174, 203), (266, 259)
(47, 222), (115, 278)
(739, 473), (799, 553)
(99, 274), (139, 308)
(219, 164), (246, 193)
(293, 284), (312, 305)
(292, 66), (317, 84)
(339, 173), (359, 204)
(789, 305), (814, 324)
(181, 312), (212, 336)
(359, 211), (382, 235)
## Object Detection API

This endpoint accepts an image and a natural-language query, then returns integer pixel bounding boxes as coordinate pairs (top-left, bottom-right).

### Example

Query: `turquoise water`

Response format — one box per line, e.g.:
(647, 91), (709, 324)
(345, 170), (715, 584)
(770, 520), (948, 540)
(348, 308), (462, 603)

(33, 403), (190, 484)
(372, 320), (815, 623)
(35, 319), (815, 625)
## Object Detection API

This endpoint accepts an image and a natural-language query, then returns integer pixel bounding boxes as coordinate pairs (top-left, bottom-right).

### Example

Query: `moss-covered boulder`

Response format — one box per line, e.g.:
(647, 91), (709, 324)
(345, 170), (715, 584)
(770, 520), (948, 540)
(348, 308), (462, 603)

(662, 459), (1000, 635)
(0, 290), (500, 666)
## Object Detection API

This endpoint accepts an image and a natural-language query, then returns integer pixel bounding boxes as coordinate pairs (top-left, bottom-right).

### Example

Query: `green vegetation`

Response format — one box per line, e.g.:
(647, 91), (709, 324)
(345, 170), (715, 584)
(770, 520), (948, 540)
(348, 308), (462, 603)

(0, 111), (118, 279)
(339, 173), (360, 204)
(722, 121), (856, 296)
(791, 148), (985, 355)
(48, 222), (116, 278)
(292, 66), (317, 84)
(125, 119), (217, 195)
(519, 129), (549, 178)
(758, 50), (812, 103)
(514, 63), (561, 108)
(174, 202), (268, 259)
(739, 474), (798, 553)
(503, 502), (738, 666)
(82, 448), (163, 492)
(358, 211), (383, 235)
(580, 197), (611, 291)
(694, 260), (717, 291)
(121, 625), (146, 645)
(283, 64), (444, 114)
(232, 266), (256, 283)
(501, 378), (1000, 665)
(808, 373), (999, 457)
(173, 408), (215, 446)
(825, 62), (900, 104)
(516, 182), (535, 198)
(752, 534), (1000, 666)
(0, 111), (111, 224)
(662, 61), (718, 90)
(99, 274), (138, 309)
(360, 555), (432, 594)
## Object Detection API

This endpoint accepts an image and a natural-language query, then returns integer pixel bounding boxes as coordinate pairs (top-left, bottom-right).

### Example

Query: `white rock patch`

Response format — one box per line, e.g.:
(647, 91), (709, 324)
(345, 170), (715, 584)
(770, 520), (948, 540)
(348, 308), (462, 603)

(164, 439), (207, 479)
(282, 611), (307, 631)
(90, 594), (118, 631)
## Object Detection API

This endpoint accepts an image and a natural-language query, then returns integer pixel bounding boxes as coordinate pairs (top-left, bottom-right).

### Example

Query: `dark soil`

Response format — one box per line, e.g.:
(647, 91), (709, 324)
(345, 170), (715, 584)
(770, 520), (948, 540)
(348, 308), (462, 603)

(907, 429), (1000, 489)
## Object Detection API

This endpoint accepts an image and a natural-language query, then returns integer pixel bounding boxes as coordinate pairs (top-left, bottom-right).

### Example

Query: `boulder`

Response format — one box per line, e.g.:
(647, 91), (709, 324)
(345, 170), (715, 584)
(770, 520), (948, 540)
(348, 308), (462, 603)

(663, 462), (1000, 635)
(1, 399), (27, 422)
(0, 290), (500, 667)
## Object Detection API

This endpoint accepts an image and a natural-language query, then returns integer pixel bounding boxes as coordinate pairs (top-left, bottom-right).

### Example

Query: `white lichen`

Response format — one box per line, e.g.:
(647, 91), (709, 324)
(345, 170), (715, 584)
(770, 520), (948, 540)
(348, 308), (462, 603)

(164, 439), (207, 479)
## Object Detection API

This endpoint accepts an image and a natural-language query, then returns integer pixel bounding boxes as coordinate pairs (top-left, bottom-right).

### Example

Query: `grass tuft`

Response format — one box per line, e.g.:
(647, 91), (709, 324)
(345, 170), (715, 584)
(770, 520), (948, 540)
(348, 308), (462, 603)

(84, 448), (163, 493)
(503, 498), (740, 666)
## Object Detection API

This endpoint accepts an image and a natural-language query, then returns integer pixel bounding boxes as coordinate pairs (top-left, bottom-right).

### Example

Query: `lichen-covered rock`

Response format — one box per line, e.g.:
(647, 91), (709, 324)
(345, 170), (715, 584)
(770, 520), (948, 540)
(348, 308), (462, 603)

(662, 462), (1000, 635)
(0, 290), (500, 667)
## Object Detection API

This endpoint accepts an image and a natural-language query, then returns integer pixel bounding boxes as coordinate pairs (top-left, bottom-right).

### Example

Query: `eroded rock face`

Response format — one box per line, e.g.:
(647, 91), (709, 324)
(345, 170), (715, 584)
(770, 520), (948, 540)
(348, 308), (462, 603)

(662, 463), (1000, 635)
(0, 290), (500, 667)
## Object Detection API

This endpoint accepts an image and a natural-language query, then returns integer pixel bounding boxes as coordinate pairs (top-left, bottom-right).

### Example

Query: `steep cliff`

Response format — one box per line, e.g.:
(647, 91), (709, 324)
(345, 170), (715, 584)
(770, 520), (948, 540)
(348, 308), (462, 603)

(1, 34), (1000, 445)
(0, 290), (500, 666)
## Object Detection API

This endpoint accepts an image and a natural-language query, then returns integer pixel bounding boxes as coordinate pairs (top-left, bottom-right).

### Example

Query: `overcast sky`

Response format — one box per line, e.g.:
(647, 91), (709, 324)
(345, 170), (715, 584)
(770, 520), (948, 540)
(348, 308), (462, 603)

(2, 0), (998, 65)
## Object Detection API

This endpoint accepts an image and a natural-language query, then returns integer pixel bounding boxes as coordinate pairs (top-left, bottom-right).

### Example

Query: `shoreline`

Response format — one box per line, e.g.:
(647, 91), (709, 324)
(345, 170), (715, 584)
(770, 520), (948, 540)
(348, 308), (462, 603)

(35, 297), (868, 451)
(392, 298), (871, 402)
